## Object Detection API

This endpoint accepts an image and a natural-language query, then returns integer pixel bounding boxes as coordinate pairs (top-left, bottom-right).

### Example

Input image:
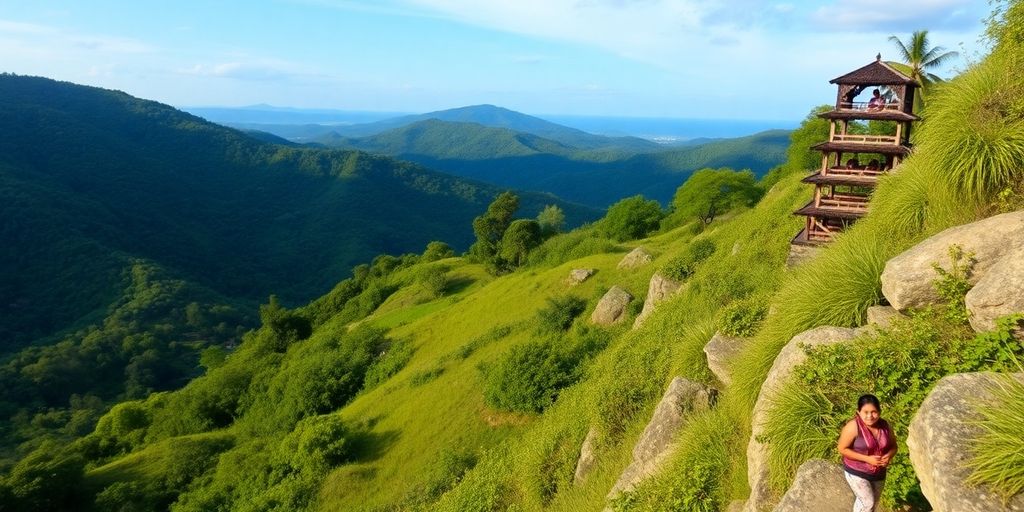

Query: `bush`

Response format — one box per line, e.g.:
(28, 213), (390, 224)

(483, 339), (578, 413)
(363, 338), (415, 390)
(417, 266), (448, 299)
(717, 298), (768, 337)
(600, 195), (664, 242)
(525, 228), (617, 268)
(662, 238), (716, 281)
(422, 241), (455, 262)
(536, 295), (587, 333)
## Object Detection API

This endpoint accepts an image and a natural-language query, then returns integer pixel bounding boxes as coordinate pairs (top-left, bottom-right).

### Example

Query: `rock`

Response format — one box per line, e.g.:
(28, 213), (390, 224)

(704, 333), (745, 386)
(881, 211), (1024, 311)
(907, 372), (1024, 512)
(573, 427), (599, 484)
(771, 459), (853, 512)
(786, 243), (820, 268)
(866, 305), (904, 329)
(607, 377), (717, 499)
(965, 247), (1024, 333)
(617, 247), (654, 270)
(567, 268), (596, 285)
(633, 273), (683, 328)
(591, 286), (634, 325)
(745, 326), (868, 512)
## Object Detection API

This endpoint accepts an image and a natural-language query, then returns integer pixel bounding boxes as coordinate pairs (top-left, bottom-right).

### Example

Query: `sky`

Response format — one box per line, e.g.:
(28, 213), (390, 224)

(0, 0), (993, 121)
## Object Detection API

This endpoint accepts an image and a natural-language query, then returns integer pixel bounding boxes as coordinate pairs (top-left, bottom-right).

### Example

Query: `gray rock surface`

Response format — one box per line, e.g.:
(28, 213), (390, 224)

(633, 273), (683, 328)
(771, 459), (853, 512)
(866, 305), (905, 329)
(568, 268), (596, 285)
(591, 286), (634, 325)
(965, 247), (1024, 333)
(786, 243), (820, 268)
(573, 427), (599, 484)
(745, 326), (868, 512)
(607, 377), (717, 499)
(908, 372), (1024, 512)
(704, 333), (745, 386)
(727, 501), (746, 512)
(881, 211), (1024, 311)
(617, 247), (654, 270)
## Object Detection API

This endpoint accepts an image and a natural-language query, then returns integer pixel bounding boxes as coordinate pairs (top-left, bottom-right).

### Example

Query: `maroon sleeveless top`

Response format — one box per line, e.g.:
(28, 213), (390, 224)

(842, 415), (893, 481)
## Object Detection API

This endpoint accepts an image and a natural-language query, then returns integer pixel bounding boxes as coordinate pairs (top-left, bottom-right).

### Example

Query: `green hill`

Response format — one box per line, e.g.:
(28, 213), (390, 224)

(326, 122), (789, 207)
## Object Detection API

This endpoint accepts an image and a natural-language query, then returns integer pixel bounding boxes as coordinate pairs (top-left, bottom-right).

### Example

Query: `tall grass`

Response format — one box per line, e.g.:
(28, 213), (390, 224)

(966, 374), (1024, 503)
(916, 54), (1024, 201)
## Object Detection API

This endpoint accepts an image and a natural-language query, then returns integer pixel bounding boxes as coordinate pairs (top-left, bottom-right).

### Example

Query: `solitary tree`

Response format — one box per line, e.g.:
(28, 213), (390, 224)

(888, 30), (959, 110)
(536, 204), (565, 237)
(469, 192), (519, 263)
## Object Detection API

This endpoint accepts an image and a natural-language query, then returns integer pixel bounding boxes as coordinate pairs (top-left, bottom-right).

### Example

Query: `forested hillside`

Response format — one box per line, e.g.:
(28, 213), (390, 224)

(320, 120), (789, 207)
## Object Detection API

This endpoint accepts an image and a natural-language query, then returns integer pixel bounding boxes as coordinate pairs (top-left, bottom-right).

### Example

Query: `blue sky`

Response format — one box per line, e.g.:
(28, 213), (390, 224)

(0, 0), (991, 120)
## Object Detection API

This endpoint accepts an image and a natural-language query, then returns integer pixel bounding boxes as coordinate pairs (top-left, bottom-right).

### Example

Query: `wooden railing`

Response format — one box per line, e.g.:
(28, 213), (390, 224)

(818, 194), (869, 211)
(830, 133), (899, 144)
(825, 167), (885, 178)
(839, 101), (901, 112)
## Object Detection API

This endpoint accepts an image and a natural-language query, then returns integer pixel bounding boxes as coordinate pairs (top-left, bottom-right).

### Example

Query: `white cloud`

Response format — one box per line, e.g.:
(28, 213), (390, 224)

(810, 0), (979, 31)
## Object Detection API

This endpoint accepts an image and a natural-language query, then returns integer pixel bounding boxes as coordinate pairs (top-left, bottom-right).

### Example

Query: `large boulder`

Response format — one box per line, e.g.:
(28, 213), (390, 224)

(567, 268), (596, 286)
(607, 377), (717, 499)
(704, 333), (745, 386)
(745, 326), (868, 512)
(907, 372), (1024, 512)
(633, 273), (683, 328)
(591, 286), (634, 325)
(618, 247), (654, 270)
(964, 247), (1024, 333)
(573, 427), (599, 484)
(881, 211), (1024, 311)
(771, 459), (853, 512)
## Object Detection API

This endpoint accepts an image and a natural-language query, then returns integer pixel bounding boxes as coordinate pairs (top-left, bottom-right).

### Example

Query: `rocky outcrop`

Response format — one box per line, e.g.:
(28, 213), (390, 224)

(745, 326), (868, 512)
(607, 377), (717, 499)
(567, 268), (596, 285)
(771, 459), (853, 512)
(704, 333), (745, 386)
(617, 247), (654, 270)
(908, 372), (1024, 512)
(785, 243), (820, 268)
(964, 248), (1024, 333)
(633, 273), (683, 328)
(591, 286), (633, 325)
(866, 305), (904, 329)
(573, 427), (599, 484)
(880, 211), (1024, 311)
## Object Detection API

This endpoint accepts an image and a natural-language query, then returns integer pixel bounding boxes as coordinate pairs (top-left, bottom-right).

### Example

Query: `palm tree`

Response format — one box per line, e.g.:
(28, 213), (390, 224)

(888, 30), (959, 111)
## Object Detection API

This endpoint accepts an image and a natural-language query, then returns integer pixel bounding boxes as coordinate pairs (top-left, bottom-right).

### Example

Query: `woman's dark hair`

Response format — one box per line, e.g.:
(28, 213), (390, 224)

(857, 394), (881, 412)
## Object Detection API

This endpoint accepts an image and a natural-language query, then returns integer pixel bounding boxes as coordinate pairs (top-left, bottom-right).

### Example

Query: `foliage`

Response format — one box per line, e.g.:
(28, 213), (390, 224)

(259, 295), (313, 347)
(421, 241), (455, 262)
(525, 227), (618, 268)
(600, 195), (665, 242)
(0, 442), (85, 511)
(661, 238), (716, 282)
(888, 30), (959, 110)
(416, 265), (449, 299)
(498, 219), (543, 270)
(667, 167), (762, 226)
(537, 204), (566, 237)
(931, 245), (976, 323)
(966, 368), (1024, 503)
(470, 191), (520, 264)
(718, 297), (768, 337)
(363, 339), (416, 390)
(535, 295), (588, 334)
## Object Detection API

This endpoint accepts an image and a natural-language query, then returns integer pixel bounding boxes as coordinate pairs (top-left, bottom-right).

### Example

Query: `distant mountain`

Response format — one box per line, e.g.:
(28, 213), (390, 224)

(323, 118), (791, 207)
(184, 104), (406, 125)
(0, 75), (597, 348)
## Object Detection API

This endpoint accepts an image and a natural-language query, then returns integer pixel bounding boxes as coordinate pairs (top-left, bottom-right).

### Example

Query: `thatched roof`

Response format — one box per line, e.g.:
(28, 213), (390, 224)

(830, 55), (919, 86)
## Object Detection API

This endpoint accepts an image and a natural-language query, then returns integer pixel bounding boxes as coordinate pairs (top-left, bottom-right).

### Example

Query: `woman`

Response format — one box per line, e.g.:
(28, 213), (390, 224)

(837, 394), (897, 512)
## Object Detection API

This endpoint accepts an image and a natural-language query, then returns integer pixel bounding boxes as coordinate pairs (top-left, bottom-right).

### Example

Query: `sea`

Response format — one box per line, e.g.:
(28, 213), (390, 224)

(542, 115), (800, 144)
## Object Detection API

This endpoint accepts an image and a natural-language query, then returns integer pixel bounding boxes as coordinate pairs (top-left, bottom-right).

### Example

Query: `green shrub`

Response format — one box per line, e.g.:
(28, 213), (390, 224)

(525, 227), (617, 268)
(417, 266), (449, 299)
(483, 339), (578, 413)
(718, 298), (768, 337)
(409, 366), (445, 387)
(422, 241), (455, 262)
(536, 295), (587, 333)
(453, 323), (516, 360)
(662, 238), (716, 281)
(600, 195), (665, 242)
(363, 338), (415, 390)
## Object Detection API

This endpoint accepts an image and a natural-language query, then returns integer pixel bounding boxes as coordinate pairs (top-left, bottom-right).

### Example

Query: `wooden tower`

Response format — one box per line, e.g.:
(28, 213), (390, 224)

(792, 55), (920, 245)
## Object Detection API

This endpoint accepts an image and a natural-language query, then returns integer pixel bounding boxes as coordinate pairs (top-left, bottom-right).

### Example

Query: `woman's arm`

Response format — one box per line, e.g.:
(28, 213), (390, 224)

(837, 421), (882, 466)
(880, 430), (898, 466)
